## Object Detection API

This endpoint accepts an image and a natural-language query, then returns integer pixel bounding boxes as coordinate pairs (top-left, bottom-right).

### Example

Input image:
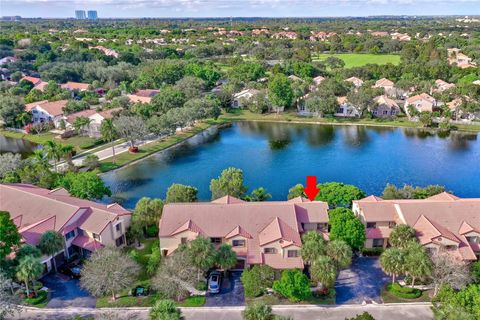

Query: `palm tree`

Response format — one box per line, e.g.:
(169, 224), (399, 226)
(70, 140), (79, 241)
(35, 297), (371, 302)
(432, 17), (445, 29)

(37, 231), (64, 273)
(216, 244), (237, 276)
(326, 240), (352, 270)
(60, 144), (75, 170)
(310, 255), (337, 289)
(389, 225), (416, 249)
(16, 112), (31, 128)
(100, 118), (118, 164)
(301, 231), (326, 265)
(73, 116), (92, 136)
(43, 140), (63, 172)
(380, 248), (405, 284)
(404, 242), (432, 288)
(30, 149), (48, 167)
(16, 256), (43, 296)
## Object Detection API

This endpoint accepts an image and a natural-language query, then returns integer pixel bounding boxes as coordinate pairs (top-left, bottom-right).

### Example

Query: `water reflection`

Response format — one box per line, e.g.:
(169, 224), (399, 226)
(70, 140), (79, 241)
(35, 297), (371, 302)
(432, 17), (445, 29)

(305, 125), (335, 147)
(341, 126), (370, 148)
(0, 136), (39, 158)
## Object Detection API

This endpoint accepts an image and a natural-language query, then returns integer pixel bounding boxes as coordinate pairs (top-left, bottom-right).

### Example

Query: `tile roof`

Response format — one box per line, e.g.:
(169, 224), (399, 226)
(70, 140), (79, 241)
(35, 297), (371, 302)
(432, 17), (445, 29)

(127, 94), (152, 104)
(21, 76), (41, 85)
(25, 100), (68, 116)
(374, 95), (399, 108)
(61, 82), (90, 91)
(374, 78), (394, 87)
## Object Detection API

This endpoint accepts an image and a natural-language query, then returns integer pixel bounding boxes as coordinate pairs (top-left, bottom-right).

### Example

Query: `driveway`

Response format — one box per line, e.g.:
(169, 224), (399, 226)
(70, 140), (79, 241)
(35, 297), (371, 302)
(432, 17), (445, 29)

(205, 272), (245, 306)
(335, 256), (390, 304)
(41, 273), (96, 308)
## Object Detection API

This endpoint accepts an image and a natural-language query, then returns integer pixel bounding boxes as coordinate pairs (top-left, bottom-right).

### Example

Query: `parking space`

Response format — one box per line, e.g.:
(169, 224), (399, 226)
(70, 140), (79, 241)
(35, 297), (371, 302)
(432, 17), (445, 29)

(335, 256), (390, 304)
(41, 273), (96, 308)
(205, 271), (245, 306)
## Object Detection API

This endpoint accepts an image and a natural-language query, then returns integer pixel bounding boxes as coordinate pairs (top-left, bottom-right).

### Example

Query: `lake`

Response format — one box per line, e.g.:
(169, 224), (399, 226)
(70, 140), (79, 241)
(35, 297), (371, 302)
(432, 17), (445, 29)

(0, 135), (39, 158)
(101, 122), (480, 209)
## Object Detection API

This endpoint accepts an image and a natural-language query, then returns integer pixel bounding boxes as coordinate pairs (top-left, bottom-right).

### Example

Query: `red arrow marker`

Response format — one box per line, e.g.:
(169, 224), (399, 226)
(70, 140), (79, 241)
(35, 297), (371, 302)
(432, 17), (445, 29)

(304, 176), (320, 201)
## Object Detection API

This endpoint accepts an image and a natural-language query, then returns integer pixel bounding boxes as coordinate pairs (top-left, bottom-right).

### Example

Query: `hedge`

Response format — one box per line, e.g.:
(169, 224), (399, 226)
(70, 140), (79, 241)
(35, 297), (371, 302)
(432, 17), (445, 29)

(24, 290), (48, 305)
(361, 247), (384, 256)
(387, 283), (422, 299)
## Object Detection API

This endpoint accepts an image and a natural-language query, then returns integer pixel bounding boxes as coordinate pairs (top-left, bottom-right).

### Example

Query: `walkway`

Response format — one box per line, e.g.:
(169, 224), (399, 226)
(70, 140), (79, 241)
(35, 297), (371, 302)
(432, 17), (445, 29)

(335, 257), (391, 304)
(12, 303), (433, 320)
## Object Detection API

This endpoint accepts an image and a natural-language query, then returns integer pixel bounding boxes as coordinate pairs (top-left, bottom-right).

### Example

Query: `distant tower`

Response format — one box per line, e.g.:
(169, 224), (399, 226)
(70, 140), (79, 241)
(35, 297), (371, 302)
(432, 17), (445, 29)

(87, 10), (98, 20)
(75, 10), (86, 20)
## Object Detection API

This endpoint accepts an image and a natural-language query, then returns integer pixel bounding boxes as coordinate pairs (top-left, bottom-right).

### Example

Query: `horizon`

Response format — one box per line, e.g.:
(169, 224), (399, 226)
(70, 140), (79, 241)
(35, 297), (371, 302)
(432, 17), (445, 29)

(2, 0), (480, 19)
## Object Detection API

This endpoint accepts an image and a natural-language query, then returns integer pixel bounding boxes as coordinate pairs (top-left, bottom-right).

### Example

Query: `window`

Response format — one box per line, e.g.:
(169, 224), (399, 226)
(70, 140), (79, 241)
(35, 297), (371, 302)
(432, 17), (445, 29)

(388, 221), (396, 228)
(115, 236), (125, 247)
(372, 239), (384, 248)
(445, 245), (457, 251)
(93, 233), (101, 241)
(232, 240), (245, 247)
(317, 223), (327, 231)
(181, 237), (187, 244)
(264, 248), (276, 254)
(211, 237), (222, 244)
(287, 250), (299, 258)
(383, 110), (388, 115)
(115, 223), (122, 232)
(366, 222), (377, 229)
(336, 108), (344, 114)
(65, 230), (75, 241)
(466, 236), (478, 243)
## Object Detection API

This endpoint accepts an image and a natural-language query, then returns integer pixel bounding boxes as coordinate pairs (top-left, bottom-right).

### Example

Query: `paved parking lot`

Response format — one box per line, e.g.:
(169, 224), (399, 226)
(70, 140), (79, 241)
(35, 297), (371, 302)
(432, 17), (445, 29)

(335, 256), (390, 304)
(41, 273), (96, 308)
(205, 272), (245, 306)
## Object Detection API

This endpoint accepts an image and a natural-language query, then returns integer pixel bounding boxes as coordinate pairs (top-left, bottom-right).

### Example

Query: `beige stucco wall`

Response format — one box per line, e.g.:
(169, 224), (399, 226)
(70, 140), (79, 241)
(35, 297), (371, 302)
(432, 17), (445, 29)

(159, 230), (198, 255)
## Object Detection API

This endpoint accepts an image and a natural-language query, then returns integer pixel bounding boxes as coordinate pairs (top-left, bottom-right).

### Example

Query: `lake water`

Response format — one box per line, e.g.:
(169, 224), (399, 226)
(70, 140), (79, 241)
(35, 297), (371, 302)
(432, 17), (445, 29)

(101, 121), (480, 208)
(0, 135), (39, 158)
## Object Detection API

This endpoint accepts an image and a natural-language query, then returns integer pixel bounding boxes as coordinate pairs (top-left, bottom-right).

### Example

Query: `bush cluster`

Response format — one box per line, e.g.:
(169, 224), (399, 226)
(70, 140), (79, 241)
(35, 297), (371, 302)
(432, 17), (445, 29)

(387, 283), (422, 299)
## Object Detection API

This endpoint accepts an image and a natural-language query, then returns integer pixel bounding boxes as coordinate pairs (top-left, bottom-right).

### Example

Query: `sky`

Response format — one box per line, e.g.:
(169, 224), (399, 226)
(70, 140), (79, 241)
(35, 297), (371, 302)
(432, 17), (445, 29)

(1, 0), (480, 18)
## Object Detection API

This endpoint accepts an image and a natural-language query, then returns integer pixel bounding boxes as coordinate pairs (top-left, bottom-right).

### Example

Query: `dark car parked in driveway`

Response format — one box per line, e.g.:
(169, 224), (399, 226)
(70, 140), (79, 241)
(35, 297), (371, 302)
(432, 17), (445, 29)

(59, 263), (82, 279)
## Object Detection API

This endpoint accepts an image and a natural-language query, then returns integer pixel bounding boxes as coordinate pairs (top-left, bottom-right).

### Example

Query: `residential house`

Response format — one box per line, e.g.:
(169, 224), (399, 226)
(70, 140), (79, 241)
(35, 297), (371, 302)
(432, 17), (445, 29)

(21, 76), (48, 92)
(272, 31), (298, 40)
(370, 31), (389, 37)
(64, 107), (122, 137)
(127, 89), (159, 104)
(335, 96), (361, 118)
(252, 28), (270, 36)
(0, 56), (16, 65)
(433, 79), (455, 93)
(89, 45), (119, 58)
(391, 32), (411, 41)
(447, 48), (476, 69)
(0, 184), (132, 273)
(25, 100), (68, 127)
(61, 81), (90, 92)
(373, 78), (396, 96)
(405, 93), (438, 114)
(231, 89), (259, 108)
(352, 193), (480, 261)
(159, 196), (329, 270)
(288, 75), (304, 82)
(345, 77), (364, 88)
(310, 31), (337, 41)
(371, 95), (400, 118)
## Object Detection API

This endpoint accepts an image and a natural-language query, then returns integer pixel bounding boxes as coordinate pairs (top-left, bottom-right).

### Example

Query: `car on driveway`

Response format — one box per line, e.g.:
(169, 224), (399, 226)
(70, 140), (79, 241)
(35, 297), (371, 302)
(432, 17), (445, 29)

(59, 263), (82, 279)
(208, 271), (222, 294)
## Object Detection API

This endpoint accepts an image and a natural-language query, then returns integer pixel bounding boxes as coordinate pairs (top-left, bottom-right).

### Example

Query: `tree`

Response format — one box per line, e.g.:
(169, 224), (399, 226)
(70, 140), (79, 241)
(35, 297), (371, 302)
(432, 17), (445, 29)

(15, 256), (43, 296)
(243, 301), (273, 320)
(304, 93), (338, 117)
(310, 255), (337, 289)
(216, 244), (237, 275)
(380, 248), (405, 284)
(246, 90), (270, 114)
(150, 299), (182, 320)
(431, 251), (471, 296)
(166, 183), (198, 203)
(60, 144), (75, 170)
(241, 265), (275, 298)
(73, 116), (92, 135)
(0, 211), (21, 260)
(419, 112), (433, 127)
(272, 269), (311, 302)
(80, 246), (140, 301)
(244, 187), (272, 202)
(389, 224), (416, 249)
(186, 236), (217, 280)
(132, 197), (164, 230)
(432, 284), (480, 320)
(174, 76), (205, 99)
(347, 86), (378, 117)
(268, 73), (293, 111)
(37, 230), (64, 273)
(126, 221), (144, 248)
(83, 154), (100, 171)
(315, 182), (366, 208)
(403, 242), (432, 288)
(152, 250), (200, 301)
(151, 86), (186, 114)
(301, 231), (326, 265)
(0, 272), (21, 320)
(328, 208), (366, 250)
(43, 140), (63, 172)
(287, 184), (305, 199)
(326, 239), (352, 269)
(472, 261), (480, 284)
(114, 115), (149, 149)
(210, 167), (248, 200)
(0, 153), (22, 180)
(0, 95), (25, 127)
(59, 171), (111, 200)
(100, 118), (118, 164)
(381, 183), (445, 200)
(15, 244), (42, 262)
(346, 312), (376, 320)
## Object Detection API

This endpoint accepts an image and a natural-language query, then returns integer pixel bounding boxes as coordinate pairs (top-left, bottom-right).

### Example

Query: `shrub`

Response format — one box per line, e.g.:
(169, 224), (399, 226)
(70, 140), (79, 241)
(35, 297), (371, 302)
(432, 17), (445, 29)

(243, 301), (273, 320)
(146, 225), (159, 238)
(149, 299), (182, 320)
(195, 281), (207, 291)
(346, 312), (375, 320)
(272, 269), (311, 302)
(241, 265), (275, 298)
(386, 283), (422, 299)
(82, 154), (100, 171)
(360, 247), (384, 256)
(23, 290), (47, 305)
(146, 246), (162, 275)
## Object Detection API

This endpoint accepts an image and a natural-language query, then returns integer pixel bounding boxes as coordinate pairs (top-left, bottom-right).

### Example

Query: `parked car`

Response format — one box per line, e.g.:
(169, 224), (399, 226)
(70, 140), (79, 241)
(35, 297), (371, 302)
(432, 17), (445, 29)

(60, 263), (82, 279)
(208, 271), (222, 294)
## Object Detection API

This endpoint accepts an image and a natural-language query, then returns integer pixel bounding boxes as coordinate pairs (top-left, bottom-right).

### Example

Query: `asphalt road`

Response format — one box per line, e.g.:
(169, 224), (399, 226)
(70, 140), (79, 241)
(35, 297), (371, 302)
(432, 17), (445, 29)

(10, 304), (433, 320)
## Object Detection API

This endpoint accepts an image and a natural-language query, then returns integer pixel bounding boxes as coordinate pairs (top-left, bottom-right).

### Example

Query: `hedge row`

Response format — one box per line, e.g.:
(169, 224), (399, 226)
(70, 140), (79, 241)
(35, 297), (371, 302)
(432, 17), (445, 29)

(387, 283), (422, 299)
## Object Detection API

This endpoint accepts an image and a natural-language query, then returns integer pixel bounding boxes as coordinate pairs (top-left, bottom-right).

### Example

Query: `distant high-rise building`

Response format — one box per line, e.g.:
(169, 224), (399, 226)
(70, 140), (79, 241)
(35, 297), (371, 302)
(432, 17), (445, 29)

(75, 10), (86, 19)
(87, 10), (98, 20)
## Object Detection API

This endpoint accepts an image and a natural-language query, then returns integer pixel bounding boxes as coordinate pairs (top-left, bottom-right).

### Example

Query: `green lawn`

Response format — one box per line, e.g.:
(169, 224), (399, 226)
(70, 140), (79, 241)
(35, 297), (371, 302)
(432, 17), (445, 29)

(313, 53), (401, 68)
(125, 239), (158, 281)
(381, 285), (432, 303)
